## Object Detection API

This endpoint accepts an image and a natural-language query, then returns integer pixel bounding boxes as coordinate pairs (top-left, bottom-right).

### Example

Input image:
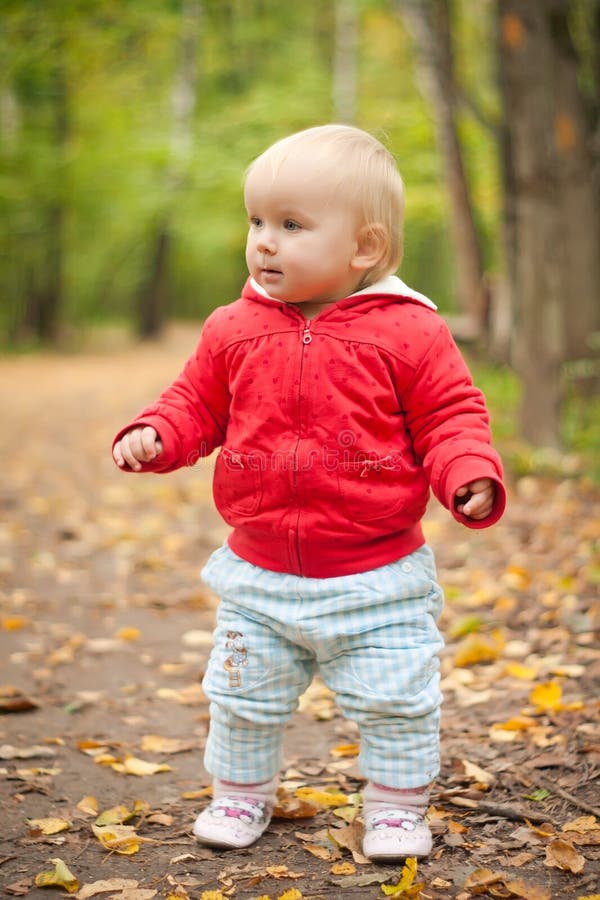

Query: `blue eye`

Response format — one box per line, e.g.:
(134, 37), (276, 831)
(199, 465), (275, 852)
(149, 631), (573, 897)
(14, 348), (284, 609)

(284, 220), (300, 231)
(250, 216), (262, 228)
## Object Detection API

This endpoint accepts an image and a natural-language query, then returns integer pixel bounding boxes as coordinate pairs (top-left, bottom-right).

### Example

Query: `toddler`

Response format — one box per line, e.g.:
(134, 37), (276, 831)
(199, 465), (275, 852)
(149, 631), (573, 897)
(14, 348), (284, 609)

(113, 124), (506, 861)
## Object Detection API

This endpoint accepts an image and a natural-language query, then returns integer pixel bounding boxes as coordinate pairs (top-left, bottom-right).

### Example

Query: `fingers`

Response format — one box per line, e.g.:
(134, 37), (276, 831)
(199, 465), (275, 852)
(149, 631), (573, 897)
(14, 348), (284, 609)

(113, 426), (161, 471)
(455, 479), (495, 520)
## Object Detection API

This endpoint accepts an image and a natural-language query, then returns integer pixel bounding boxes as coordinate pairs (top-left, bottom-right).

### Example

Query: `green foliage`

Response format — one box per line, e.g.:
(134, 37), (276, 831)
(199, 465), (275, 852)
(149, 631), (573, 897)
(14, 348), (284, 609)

(0, 0), (502, 343)
(468, 355), (600, 483)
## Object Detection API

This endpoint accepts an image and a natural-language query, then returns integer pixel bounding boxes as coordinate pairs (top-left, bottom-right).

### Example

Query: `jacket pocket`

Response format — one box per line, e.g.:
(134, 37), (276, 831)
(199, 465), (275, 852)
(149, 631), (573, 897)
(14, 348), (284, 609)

(213, 448), (263, 518)
(337, 454), (407, 522)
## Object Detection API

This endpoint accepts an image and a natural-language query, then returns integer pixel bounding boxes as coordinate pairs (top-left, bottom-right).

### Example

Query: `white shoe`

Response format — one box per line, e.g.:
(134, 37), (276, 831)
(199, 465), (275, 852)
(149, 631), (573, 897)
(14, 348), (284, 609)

(362, 807), (432, 861)
(193, 794), (272, 849)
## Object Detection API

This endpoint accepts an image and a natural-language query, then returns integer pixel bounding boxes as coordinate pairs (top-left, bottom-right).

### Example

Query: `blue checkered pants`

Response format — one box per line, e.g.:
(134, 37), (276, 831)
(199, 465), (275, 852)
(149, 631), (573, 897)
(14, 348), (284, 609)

(201, 543), (444, 789)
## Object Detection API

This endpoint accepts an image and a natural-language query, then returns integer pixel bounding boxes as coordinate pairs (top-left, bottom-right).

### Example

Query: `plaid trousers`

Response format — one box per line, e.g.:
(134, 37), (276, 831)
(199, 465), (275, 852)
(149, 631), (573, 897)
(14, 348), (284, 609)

(201, 543), (444, 789)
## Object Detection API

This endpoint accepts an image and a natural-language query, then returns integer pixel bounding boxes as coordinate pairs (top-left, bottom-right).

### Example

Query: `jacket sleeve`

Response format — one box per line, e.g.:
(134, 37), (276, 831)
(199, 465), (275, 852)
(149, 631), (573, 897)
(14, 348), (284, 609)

(401, 320), (506, 528)
(113, 313), (230, 473)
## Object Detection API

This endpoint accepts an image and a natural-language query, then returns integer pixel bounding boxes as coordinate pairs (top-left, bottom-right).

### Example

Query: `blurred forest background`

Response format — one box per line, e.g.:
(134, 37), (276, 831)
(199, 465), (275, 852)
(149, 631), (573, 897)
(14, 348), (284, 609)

(1, 0), (599, 456)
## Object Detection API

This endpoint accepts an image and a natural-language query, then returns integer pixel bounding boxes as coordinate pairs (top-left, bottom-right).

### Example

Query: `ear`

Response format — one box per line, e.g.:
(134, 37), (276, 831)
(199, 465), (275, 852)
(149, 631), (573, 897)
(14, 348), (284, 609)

(351, 223), (389, 272)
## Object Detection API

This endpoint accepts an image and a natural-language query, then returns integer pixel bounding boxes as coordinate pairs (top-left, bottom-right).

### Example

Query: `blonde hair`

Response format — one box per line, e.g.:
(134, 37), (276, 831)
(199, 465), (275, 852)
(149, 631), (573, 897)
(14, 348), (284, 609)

(245, 124), (405, 284)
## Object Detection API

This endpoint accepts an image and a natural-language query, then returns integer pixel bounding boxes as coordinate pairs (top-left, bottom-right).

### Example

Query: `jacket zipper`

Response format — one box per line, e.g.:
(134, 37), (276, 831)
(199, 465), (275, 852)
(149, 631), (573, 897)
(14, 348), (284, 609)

(293, 321), (312, 573)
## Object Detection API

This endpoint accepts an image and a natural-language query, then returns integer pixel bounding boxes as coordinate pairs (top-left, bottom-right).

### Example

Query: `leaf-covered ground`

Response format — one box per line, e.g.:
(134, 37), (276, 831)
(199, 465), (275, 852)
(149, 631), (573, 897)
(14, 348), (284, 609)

(1, 327), (599, 900)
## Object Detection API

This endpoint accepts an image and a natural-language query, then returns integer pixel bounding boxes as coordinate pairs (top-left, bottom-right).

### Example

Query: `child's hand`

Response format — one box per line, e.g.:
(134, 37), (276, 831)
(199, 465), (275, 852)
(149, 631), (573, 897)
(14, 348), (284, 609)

(454, 478), (495, 520)
(113, 426), (163, 472)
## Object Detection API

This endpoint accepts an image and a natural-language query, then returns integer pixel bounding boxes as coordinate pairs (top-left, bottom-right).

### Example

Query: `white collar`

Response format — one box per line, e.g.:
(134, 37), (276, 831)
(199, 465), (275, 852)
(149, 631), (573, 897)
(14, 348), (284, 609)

(249, 274), (437, 310)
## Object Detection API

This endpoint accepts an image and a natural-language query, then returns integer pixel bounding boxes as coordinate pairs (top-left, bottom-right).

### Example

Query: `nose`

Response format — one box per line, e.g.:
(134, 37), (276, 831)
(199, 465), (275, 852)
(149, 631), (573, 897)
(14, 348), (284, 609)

(256, 228), (276, 255)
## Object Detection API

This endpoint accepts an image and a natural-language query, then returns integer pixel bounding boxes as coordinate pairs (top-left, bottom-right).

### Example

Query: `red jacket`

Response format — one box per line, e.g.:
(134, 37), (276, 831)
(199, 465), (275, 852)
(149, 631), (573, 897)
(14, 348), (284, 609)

(114, 276), (506, 577)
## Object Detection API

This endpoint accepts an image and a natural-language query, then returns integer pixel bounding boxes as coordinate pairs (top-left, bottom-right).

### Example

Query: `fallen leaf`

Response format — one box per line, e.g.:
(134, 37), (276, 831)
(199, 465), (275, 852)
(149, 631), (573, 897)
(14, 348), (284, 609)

(264, 865), (304, 879)
(328, 822), (370, 865)
(381, 857), (423, 896)
(76, 796), (99, 816)
(27, 818), (71, 835)
(530, 681), (563, 713)
(1, 616), (30, 630)
(544, 839), (585, 872)
(4, 878), (33, 896)
(330, 862), (356, 875)
(140, 734), (194, 754)
(562, 816), (599, 834)
(294, 787), (348, 808)
(95, 801), (148, 826)
(505, 662), (538, 680)
(459, 759), (495, 787)
(464, 869), (504, 891)
(113, 755), (172, 776)
(77, 879), (140, 900)
(91, 824), (149, 855)
(115, 627), (141, 641)
(34, 858), (80, 893)
(0, 686), (38, 713)
(277, 891), (303, 900)
(273, 787), (319, 819)
(0, 744), (56, 760)
(329, 743), (359, 758)
(454, 630), (505, 667)
(504, 879), (550, 900)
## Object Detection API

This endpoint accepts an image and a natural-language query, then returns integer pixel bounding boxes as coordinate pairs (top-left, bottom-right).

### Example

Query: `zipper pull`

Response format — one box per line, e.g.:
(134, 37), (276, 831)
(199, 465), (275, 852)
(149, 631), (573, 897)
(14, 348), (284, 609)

(302, 325), (312, 345)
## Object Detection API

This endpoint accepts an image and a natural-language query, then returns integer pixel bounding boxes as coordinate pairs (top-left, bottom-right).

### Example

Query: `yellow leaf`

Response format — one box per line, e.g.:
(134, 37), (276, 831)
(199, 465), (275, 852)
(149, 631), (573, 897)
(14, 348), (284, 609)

(277, 891), (303, 900)
(1, 616), (30, 631)
(505, 662), (538, 680)
(544, 839), (585, 873)
(95, 801), (148, 826)
(294, 787), (348, 808)
(34, 858), (80, 893)
(140, 734), (192, 754)
(76, 796), (98, 816)
(454, 631), (504, 667)
(493, 715), (537, 731)
(120, 755), (172, 776)
(329, 743), (359, 758)
(92, 824), (144, 855)
(27, 817), (71, 835)
(199, 893), (227, 900)
(115, 626), (141, 641)
(577, 895), (600, 900)
(330, 862), (356, 875)
(381, 857), (423, 896)
(530, 681), (563, 713)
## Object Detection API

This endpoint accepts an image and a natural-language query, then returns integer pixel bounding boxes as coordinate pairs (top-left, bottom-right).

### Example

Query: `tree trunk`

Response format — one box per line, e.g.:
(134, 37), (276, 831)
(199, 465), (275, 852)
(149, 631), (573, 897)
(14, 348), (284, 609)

(136, 0), (201, 339)
(333, 0), (358, 124)
(497, 0), (600, 448)
(399, 0), (486, 329)
(23, 48), (68, 343)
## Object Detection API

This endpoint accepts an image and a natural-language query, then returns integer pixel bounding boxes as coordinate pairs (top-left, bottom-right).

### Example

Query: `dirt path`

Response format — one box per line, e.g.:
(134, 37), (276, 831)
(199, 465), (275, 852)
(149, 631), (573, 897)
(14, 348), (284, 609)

(1, 327), (599, 899)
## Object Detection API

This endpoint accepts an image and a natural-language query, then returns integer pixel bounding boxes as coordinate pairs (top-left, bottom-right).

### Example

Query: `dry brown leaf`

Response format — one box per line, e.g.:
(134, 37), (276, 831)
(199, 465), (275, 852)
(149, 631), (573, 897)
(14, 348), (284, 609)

(301, 842), (333, 860)
(328, 822), (370, 865)
(0, 686), (38, 713)
(504, 879), (551, 900)
(77, 879), (141, 900)
(273, 787), (318, 820)
(544, 839), (585, 873)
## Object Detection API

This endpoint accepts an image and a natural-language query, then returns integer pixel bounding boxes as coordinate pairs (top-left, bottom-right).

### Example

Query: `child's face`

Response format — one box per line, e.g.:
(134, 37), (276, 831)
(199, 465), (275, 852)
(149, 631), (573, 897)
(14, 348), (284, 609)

(244, 156), (365, 313)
